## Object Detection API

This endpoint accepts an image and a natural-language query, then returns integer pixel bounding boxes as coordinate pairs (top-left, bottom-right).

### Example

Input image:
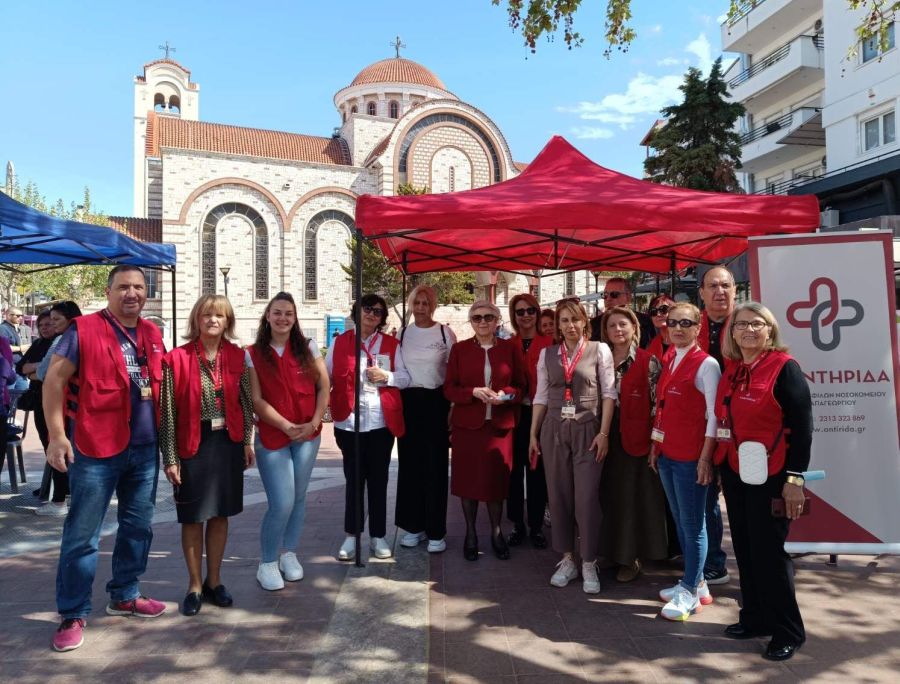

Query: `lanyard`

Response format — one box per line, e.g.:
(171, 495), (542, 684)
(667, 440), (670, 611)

(195, 340), (224, 411)
(102, 310), (148, 377)
(560, 339), (586, 402)
(360, 331), (380, 367)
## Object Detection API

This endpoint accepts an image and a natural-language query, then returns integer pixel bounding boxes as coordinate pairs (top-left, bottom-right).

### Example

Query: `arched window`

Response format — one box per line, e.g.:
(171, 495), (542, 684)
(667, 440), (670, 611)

(389, 100), (399, 118)
(202, 203), (268, 298)
(449, 166), (455, 192)
(153, 93), (166, 112)
(351, 105), (358, 115)
(367, 101), (377, 116)
(168, 95), (181, 114)
(305, 209), (355, 301)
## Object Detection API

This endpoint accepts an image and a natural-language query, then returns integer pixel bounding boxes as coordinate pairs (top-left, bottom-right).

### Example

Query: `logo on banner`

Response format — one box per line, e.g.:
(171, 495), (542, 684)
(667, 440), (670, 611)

(786, 277), (864, 351)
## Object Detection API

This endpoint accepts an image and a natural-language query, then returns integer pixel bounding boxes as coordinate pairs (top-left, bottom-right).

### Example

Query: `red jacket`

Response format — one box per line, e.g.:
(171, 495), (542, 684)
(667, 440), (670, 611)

(70, 312), (164, 458)
(647, 334), (668, 362)
(512, 333), (554, 401)
(618, 348), (653, 457)
(330, 331), (405, 437)
(654, 345), (709, 462)
(165, 340), (245, 459)
(248, 342), (321, 449)
(444, 337), (526, 431)
(714, 351), (791, 475)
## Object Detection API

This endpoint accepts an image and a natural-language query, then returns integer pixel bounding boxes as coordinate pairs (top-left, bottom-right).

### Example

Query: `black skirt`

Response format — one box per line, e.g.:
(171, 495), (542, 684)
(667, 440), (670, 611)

(174, 422), (245, 524)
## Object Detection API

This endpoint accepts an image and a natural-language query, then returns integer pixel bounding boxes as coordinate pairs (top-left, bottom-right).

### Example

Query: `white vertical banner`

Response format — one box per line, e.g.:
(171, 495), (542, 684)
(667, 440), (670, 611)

(749, 231), (900, 549)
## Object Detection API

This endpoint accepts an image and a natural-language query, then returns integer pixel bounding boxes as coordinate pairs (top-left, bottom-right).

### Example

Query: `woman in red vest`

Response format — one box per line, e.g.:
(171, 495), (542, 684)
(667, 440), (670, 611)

(715, 302), (811, 661)
(646, 294), (676, 362)
(598, 306), (668, 582)
(649, 302), (721, 621)
(445, 300), (526, 561)
(327, 293), (410, 562)
(248, 292), (329, 591)
(161, 295), (254, 616)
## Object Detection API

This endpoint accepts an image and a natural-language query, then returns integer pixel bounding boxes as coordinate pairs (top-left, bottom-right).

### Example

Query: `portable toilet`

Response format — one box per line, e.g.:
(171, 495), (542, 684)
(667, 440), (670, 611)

(325, 314), (345, 343)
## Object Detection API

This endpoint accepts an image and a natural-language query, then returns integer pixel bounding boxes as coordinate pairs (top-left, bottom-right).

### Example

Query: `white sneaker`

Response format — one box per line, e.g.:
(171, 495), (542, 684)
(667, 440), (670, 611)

(35, 502), (68, 517)
(400, 531), (426, 547)
(370, 537), (393, 559)
(338, 536), (356, 561)
(660, 585), (702, 621)
(256, 561), (284, 591)
(582, 561), (601, 594)
(550, 557), (579, 587)
(427, 538), (447, 553)
(279, 552), (304, 581)
(659, 580), (713, 606)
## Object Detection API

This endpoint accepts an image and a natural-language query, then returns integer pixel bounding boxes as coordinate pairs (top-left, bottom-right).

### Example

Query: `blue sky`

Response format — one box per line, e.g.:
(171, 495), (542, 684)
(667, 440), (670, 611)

(0, 0), (731, 217)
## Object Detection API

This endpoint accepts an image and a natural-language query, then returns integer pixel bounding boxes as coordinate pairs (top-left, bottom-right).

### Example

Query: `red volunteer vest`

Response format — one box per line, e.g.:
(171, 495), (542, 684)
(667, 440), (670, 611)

(248, 343), (320, 450)
(655, 345), (709, 462)
(713, 351), (791, 475)
(618, 348), (653, 457)
(70, 312), (164, 458)
(330, 331), (405, 437)
(647, 334), (668, 362)
(165, 340), (245, 459)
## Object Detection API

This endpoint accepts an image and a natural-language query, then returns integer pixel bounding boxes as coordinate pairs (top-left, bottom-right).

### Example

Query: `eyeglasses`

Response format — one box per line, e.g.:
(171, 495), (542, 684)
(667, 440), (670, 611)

(666, 318), (699, 329)
(648, 305), (671, 317)
(734, 320), (768, 331)
(514, 306), (538, 317)
(601, 291), (626, 300)
(362, 305), (385, 316)
(471, 314), (497, 323)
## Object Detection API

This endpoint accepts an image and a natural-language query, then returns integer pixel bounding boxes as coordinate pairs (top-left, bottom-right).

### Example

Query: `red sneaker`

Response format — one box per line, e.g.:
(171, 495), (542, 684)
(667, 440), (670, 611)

(106, 596), (166, 618)
(52, 618), (85, 652)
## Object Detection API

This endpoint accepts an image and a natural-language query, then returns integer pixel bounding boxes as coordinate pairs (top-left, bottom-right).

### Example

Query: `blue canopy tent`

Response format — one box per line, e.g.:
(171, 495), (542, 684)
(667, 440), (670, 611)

(0, 192), (179, 346)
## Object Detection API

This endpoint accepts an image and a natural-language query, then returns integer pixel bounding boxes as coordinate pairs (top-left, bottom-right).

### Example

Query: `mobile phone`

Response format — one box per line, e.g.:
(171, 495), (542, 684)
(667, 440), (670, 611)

(771, 497), (811, 517)
(497, 392), (514, 401)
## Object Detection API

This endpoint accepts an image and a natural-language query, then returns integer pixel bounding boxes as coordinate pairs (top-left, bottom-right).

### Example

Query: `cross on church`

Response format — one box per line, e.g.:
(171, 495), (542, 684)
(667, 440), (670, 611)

(158, 41), (176, 59)
(390, 35), (406, 58)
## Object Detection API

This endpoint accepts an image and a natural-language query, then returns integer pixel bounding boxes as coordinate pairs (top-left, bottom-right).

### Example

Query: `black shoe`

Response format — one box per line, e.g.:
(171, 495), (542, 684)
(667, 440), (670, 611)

(724, 623), (772, 640)
(529, 529), (547, 549)
(703, 567), (730, 585)
(763, 641), (801, 661)
(182, 592), (202, 616)
(507, 525), (526, 547)
(463, 535), (479, 561)
(202, 582), (233, 608)
(491, 533), (510, 560)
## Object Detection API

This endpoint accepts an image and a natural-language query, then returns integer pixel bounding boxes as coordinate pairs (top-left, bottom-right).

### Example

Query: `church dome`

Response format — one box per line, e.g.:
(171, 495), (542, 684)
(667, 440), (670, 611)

(349, 58), (446, 90)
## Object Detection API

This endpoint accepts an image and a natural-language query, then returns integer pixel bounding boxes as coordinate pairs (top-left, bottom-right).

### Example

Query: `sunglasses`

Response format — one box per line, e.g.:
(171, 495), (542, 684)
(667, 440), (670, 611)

(514, 306), (538, 317)
(648, 305), (671, 317)
(471, 314), (497, 323)
(601, 291), (625, 299)
(362, 305), (385, 316)
(666, 318), (699, 329)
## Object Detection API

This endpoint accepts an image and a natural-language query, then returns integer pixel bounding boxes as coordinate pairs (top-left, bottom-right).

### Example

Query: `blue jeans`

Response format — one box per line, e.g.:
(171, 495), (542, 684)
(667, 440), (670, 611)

(256, 435), (320, 562)
(657, 455), (708, 592)
(56, 441), (159, 619)
(704, 476), (727, 574)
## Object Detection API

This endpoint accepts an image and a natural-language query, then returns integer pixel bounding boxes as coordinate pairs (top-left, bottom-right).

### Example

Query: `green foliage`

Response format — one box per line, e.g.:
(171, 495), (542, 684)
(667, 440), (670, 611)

(643, 58), (746, 193)
(396, 182), (429, 196)
(847, 0), (900, 58)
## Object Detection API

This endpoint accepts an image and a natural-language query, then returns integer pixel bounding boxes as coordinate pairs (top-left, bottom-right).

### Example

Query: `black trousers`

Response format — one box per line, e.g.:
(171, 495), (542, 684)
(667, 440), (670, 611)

(506, 405), (548, 531)
(721, 464), (806, 647)
(335, 427), (394, 538)
(395, 388), (450, 540)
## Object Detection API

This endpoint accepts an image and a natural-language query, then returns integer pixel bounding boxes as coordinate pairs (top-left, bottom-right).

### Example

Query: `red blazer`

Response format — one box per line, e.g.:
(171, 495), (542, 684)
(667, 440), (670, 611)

(513, 333), (554, 401)
(444, 336), (526, 431)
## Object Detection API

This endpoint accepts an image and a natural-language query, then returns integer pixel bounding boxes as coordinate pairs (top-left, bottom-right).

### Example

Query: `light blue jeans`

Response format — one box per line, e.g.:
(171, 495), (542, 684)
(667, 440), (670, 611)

(657, 455), (708, 593)
(256, 435), (320, 562)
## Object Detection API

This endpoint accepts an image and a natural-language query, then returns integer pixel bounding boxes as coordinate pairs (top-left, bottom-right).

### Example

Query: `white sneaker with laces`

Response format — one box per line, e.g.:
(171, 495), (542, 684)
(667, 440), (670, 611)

(400, 531), (426, 547)
(370, 536), (393, 559)
(256, 561), (285, 591)
(582, 561), (601, 594)
(35, 502), (68, 517)
(660, 585), (702, 621)
(427, 538), (447, 553)
(659, 580), (713, 605)
(338, 536), (356, 561)
(279, 552), (304, 581)
(550, 557), (579, 587)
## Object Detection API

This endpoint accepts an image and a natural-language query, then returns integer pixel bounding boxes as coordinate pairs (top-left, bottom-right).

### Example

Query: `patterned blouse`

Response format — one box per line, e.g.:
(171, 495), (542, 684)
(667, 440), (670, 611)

(160, 348), (254, 467)
(613, 341), (662, 417)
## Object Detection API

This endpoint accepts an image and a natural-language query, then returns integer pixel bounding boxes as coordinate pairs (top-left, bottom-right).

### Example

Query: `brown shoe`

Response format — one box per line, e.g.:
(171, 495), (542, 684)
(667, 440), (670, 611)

(616, 559), (642, 582)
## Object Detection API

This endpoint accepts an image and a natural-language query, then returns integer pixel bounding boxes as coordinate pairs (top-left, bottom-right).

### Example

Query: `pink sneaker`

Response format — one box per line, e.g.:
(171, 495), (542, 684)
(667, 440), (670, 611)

(106, 596), (166, 618)
(52, 618), (85, 652)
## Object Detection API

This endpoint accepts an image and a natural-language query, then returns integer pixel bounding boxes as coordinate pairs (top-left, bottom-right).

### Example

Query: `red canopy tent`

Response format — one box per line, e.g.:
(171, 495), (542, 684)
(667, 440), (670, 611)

(355, 136), (821, 276)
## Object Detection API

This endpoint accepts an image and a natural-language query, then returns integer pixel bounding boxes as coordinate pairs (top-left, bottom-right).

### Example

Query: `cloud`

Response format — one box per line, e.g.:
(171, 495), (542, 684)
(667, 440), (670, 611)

(569, 126), (615, 140)
(649, 24), (663, 34)
(686, 33), (713, 75)
(656, 57), (681, 66)
(558, 72), (684, 130)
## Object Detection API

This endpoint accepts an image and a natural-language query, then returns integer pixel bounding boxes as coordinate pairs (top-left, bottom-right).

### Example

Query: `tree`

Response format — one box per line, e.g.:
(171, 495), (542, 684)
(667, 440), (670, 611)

(643, 58), (745, 193)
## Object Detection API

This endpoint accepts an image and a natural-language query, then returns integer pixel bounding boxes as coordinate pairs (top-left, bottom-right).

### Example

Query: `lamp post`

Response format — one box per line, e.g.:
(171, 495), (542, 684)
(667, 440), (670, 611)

(219, 266), (231, 298)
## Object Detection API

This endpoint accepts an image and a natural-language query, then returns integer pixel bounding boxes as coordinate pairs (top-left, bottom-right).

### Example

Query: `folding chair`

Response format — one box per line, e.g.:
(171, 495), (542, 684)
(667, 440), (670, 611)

(0, 392), (27, 494)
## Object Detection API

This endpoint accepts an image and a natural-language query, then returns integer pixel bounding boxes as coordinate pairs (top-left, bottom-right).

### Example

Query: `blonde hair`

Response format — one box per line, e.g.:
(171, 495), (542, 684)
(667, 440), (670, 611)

(721, 301), (789, 360)
(508, 293), (540, 333)
(407, 284), (437, 317)
(600, 306), (640, 345)
(184, 294), (237, 340)
(668, 301), (700, 323)
(555, 299), (589, 338)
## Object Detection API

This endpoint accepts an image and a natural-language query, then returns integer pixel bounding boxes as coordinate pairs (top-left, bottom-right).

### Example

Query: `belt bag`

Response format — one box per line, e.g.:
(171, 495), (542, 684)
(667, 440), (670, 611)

(738, 441), (768, 485)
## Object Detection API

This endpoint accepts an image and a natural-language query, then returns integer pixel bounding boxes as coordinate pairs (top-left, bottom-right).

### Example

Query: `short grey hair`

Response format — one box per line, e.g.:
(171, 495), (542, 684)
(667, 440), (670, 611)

(468, 299), (501, 321)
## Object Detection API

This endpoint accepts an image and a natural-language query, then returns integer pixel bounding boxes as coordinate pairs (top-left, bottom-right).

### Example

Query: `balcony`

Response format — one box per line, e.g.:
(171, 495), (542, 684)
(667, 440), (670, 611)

(740, 107), (824, 174)
(722, 0), (821, 54)
(728, 35), (824, 112)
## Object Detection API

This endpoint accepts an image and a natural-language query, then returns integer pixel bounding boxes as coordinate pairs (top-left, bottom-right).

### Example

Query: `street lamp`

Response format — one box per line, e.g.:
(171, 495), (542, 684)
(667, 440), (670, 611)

(219, 266), (231, 298)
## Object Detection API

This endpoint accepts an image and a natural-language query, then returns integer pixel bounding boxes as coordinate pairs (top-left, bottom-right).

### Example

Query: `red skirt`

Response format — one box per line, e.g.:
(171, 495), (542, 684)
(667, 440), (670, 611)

(450, 421), (513, 502)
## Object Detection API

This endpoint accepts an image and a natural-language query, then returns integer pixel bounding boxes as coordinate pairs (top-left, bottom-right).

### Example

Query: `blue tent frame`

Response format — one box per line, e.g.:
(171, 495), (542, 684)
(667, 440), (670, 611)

(0, 192), (179, 346)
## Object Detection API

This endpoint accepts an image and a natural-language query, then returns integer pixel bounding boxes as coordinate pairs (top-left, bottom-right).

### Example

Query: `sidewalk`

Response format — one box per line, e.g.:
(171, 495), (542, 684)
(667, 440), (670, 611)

(1, 420), (899, 683)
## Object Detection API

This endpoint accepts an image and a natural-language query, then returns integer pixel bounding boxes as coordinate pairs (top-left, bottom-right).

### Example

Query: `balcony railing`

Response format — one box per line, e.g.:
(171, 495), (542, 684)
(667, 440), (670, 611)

(727, 0), (767, 25)
(728, 34), (823, 89)
(756, 169), (825, 195)
(739, 107), (820, 146)
(753, 148), (900, 195)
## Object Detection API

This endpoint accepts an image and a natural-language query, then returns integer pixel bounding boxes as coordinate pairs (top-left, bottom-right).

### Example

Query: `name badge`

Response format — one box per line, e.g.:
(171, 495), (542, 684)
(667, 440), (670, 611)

(716, 427), (732, 441)
(375, 354), (391, 371)
(210, 417), (225, 431)
(651, 427), (665, 443)
(140, 386), (153, 401)
(561, 400), (576, 419)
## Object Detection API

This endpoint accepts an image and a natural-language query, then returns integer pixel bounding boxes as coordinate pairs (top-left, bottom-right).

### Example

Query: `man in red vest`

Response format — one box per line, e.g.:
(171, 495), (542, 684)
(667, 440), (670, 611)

(590, 277), (656, 349)
(697, 265), (736, 587)
(43, 266), (167, 653)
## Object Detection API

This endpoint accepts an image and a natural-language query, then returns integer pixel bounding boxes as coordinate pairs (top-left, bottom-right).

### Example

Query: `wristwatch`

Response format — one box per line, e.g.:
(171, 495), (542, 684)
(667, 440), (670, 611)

(785, 475), (805, 487)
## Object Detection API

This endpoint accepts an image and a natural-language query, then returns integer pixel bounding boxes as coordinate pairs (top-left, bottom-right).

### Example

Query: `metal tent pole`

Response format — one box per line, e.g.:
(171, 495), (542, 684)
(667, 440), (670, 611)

(170, 268), (177, 349)
(669, 254), (676, 298)
(353, 230), (365, 568)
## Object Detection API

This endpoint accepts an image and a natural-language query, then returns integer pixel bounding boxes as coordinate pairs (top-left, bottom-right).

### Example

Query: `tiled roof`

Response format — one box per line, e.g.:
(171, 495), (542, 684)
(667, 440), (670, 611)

(513, 161), (529, 172)
(107, 216), (163, 243)
(364, 135), (392, 166)
(350, 58), (446, 90)
(145, 112), (351, 165)
(136, 59), (197, 88)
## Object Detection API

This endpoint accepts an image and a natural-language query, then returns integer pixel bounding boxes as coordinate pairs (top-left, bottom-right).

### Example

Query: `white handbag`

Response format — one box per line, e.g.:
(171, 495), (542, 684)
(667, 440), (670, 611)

(738, 441), (768, 485)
